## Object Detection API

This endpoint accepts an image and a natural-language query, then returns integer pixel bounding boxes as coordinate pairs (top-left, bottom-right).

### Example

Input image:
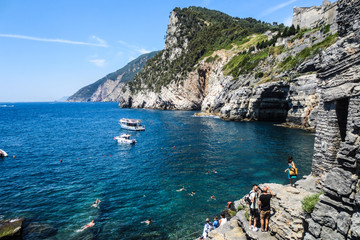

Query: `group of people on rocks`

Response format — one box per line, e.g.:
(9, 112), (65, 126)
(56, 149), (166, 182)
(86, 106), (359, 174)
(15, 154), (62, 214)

(198, 156), (297, 238)
(248, 156), (297, 233)
(199, 212), (229, 239)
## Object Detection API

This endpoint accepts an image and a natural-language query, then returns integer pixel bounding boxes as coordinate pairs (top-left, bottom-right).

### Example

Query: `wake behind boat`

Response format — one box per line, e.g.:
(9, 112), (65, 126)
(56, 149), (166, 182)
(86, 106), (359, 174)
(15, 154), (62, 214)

(0, 149), (8, 157)
(114, 134), (137, 144)
(119, 118), (145, 131)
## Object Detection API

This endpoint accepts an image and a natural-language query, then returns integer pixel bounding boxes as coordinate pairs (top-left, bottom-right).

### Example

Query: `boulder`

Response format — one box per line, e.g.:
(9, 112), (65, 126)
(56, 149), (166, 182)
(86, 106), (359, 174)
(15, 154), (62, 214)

(207, 218), (246, 240)
(0, 218), (24, 239)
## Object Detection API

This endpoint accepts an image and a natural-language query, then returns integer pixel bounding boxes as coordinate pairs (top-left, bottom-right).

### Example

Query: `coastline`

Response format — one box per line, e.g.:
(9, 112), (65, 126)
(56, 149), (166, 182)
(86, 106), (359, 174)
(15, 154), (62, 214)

(206, 175), (321, 240)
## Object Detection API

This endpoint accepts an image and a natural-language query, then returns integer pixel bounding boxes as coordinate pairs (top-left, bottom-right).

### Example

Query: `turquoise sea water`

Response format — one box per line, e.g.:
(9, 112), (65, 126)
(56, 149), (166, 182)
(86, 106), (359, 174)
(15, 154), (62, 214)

(0, 102), (315, 239)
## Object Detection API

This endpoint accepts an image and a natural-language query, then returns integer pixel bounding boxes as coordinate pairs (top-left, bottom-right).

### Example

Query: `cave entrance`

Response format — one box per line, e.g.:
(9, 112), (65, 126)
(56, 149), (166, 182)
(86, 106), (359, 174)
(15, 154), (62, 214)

(336, 98), (349, 142)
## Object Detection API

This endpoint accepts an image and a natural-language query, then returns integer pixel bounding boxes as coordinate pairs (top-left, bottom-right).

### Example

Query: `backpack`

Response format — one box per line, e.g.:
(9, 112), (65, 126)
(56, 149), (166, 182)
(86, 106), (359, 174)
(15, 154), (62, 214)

(244, 191), (252, 205)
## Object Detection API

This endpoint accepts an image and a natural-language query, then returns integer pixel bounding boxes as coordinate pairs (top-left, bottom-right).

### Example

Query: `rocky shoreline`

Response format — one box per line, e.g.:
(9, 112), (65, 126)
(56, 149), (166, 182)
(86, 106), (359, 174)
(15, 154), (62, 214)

(206, 176), (321, 240)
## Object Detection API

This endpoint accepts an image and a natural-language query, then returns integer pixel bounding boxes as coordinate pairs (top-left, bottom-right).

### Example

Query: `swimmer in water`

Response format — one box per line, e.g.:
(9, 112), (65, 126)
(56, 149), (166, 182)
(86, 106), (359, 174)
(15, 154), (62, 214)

(213, 170), (217, 174)
(79, 220), (95, 231)
(189, 191), (196, 196)
(176, 186), (185, 192)
(141, 218), (152, 225)
(91, 198), (101, 208)
(211, 195), (216, 200)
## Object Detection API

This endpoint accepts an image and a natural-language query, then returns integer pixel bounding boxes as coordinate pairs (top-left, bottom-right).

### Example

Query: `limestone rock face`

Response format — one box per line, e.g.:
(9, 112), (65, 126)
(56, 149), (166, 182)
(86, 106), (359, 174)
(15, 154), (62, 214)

(292, 1), (338, 31)
(164, 10), (188, 62)
(118, 67), (205, 110)
(305, 0), (360, 239)
(286, 74), (320, 130)
(207, 218), (246, 240)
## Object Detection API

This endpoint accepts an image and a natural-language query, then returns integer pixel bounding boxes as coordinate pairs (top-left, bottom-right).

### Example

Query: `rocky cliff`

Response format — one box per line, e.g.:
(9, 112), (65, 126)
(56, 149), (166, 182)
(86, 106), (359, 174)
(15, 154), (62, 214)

(115, 6), (338, 131)
(204, 0), (360, 239)
(67, 51), (157, 102)
(304, 0), (360, 238)
(69, 5), (340, 131)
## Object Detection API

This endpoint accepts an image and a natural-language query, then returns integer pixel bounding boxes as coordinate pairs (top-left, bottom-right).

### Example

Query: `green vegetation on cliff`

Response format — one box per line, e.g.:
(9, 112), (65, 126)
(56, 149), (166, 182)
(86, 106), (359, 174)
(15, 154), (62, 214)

(279, 33), (338, 71)
(302, 192), (322, 214)
(128, 7), (283, 93)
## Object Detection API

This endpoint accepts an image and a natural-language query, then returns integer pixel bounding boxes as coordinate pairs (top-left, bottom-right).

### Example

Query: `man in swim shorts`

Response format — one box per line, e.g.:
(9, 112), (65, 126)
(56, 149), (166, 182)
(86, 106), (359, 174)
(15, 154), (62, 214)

(258, 186), (274, 232)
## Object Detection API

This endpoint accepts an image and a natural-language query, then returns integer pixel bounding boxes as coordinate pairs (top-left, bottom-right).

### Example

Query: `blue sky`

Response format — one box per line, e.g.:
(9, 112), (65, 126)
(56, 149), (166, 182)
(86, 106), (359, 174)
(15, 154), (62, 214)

(0, 0), (329, 102)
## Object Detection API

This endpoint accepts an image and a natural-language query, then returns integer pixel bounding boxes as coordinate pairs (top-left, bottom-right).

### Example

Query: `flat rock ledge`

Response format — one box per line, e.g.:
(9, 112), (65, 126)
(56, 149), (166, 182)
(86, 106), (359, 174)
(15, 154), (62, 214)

(0, 218), (24, 240)
(206, 176), (321, 240)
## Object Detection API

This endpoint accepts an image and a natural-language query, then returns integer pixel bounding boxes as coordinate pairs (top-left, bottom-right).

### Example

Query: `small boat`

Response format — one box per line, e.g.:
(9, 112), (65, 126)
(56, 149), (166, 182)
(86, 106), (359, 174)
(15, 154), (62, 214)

(0, 149), (8, 157)
(119, 118), (145, 131)
(114, 134), (137, 144)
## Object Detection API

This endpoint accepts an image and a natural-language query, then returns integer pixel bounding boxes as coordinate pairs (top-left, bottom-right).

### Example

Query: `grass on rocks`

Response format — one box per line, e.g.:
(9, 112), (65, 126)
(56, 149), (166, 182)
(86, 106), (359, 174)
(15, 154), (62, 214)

(301, 192), (322, 213)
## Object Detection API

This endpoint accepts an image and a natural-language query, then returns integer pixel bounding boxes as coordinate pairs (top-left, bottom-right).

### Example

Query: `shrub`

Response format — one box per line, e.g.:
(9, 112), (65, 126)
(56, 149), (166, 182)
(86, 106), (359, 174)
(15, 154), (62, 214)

(245, 211), (249, 221)
(228, 210), (237, 217)
(255, 72), (264, 78)
(322, 24), (330, 34)
(302, 192), (322, 213)
(223, 48), (269, 78)
(237, 205), (243, 211)
(205, 54), (219, 63)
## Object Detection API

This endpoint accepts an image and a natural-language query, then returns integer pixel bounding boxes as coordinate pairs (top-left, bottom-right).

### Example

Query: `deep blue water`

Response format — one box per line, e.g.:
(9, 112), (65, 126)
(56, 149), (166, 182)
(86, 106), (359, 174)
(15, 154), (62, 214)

(0, 102), (315, 239)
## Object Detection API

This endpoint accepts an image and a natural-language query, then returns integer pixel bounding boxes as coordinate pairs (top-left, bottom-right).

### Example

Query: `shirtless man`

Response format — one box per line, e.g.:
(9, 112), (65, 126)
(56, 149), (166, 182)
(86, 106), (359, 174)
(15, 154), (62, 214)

(80, 220), (95, 231)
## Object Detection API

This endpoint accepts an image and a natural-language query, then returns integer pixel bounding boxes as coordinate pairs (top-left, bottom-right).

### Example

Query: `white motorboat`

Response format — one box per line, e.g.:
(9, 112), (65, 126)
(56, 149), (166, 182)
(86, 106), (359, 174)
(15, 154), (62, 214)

(0, 149), (8, 157)
(119, 118), (145, 131)
(114, 134), (137, 144)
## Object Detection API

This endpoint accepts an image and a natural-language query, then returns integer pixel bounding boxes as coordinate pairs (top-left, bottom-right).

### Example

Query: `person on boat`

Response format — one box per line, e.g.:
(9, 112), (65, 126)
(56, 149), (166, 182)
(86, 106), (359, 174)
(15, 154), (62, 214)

(80, 220), (95, 231)
(141, 218), (152, 225)
(284, 156), (297, 187)
(176, 186), (185, 192)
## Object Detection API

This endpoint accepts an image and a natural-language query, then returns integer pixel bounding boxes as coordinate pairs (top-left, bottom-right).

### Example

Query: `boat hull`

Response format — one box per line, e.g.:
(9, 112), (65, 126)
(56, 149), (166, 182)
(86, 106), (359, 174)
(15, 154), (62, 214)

(119, 124), (145, 131)
(0, 149), (8, 157)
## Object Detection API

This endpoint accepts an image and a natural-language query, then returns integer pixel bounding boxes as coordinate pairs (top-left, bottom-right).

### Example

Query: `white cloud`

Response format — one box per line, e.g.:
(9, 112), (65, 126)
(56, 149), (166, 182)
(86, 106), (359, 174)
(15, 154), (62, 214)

(0, 34), (108, 47)
(137, 48), (151, 54)
(90, 36), (108, 47)
(89, 59), (106, 67)
(203, 0), (211, 7)
(118, 40), (151, 54)
(260, 0), (297, 17)
(284, 16), (293, 26)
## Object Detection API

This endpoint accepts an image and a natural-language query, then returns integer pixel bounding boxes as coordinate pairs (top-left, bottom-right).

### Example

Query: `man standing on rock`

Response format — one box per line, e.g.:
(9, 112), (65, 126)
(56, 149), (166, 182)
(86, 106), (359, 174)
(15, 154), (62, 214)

(258, 186), (274, 232)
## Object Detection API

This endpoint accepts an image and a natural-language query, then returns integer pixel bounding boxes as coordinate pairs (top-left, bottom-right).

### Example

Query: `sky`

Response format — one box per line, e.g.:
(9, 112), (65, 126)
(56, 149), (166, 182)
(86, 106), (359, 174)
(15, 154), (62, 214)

(0, 0), (330, 102)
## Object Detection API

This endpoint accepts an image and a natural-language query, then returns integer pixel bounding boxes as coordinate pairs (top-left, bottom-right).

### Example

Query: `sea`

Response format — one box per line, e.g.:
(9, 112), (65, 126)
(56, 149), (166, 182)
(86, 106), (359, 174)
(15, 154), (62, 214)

(0, 102), (315, 239)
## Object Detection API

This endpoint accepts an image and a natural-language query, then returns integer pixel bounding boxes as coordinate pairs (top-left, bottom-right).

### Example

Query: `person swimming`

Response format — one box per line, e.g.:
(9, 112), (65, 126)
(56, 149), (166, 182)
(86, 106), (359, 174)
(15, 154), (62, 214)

(210, 195), (216, 200)
(189, 191), (196, 196)
(78, 220), (95, 231)
(141, 218), (152, 225)
(91, 198), (101, 208)
(176, 186), (185, 192)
